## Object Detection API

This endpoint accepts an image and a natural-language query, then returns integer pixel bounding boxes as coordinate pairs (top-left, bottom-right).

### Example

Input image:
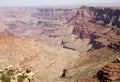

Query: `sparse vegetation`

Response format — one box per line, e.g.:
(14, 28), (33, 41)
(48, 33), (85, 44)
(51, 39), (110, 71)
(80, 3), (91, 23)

(26, 69), (31, 73)
(1, 74), (11, 82)
(0, 66), (35, 82)
(17, 73), (28, 82)
(0, 69), (14, 82)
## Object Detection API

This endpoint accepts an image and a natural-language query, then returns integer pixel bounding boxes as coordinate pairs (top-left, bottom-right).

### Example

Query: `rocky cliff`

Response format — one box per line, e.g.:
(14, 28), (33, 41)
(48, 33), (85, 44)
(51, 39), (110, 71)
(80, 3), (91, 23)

(63, 6), (120, 51)
(96, 58), (120, 82)
(90, 7), (120, 28)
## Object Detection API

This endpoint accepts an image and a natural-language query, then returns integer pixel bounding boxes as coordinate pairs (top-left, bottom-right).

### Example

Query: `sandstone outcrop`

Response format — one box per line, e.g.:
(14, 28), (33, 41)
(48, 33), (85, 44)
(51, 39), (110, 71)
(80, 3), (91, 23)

(96, 58), (120, 82)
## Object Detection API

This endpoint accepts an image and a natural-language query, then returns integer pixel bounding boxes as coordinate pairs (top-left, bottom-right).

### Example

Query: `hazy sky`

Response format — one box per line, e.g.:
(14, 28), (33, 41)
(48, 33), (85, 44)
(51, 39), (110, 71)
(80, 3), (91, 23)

(0, 0), (120, 7)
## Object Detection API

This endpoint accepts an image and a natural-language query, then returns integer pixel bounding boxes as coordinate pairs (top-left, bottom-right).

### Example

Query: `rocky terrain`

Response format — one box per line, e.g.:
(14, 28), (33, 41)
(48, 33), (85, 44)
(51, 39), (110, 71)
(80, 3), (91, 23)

(0, 6), (120, 82)
(58, 43), (120, 82)
(0, 65), (35, 82)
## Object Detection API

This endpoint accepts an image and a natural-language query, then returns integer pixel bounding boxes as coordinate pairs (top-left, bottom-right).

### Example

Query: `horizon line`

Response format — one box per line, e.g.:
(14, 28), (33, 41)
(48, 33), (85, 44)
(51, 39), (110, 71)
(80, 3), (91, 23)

(0, 3), (119, 8)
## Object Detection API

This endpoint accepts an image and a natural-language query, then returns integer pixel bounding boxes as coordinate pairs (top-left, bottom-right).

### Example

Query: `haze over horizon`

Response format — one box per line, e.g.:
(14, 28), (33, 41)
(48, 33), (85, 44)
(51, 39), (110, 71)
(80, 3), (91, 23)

(0, 0), (120, 7)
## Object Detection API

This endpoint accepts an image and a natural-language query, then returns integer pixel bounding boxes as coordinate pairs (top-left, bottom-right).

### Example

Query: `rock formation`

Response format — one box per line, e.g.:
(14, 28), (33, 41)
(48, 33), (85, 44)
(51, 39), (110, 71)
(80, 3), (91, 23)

(89, 7), (120, 28)
(63, 6), (120, 51)
(96, 58), (120, 82)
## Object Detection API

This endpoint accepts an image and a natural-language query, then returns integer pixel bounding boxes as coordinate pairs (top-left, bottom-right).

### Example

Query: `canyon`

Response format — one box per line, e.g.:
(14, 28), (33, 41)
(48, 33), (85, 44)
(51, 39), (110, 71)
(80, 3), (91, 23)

(0, 6), (120, 82)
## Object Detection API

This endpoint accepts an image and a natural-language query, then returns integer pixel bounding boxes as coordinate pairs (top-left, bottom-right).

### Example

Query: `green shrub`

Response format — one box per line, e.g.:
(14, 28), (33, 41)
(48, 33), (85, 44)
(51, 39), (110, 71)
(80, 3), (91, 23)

(0, 69), (15, 82)
(17, 73), (28, 82)
(1, 74), (11, 82)
(26, 69), (31, 73)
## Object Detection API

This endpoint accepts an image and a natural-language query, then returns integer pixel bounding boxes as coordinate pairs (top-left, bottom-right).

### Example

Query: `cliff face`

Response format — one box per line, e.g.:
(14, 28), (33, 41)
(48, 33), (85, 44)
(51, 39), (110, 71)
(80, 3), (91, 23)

(90, 7), (120, 28)
(96, 59), (120, 82)
(79, 29), (91, 39)
(67, 6), (120, 50)
(70, 6), (92, 40)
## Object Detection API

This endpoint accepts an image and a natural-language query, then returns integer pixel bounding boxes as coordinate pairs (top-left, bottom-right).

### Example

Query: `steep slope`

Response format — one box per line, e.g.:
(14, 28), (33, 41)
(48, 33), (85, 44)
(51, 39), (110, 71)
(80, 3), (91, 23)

(54, 46), (120, 82)
(0, 33), (40, 69)
(96, 59), (120, 82)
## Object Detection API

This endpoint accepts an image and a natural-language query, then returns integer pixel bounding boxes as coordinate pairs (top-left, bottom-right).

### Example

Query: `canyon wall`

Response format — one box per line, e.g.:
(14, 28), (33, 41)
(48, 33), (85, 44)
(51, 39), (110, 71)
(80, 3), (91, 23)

(65, 6), (120, 50)
(89, 7), (120, 28)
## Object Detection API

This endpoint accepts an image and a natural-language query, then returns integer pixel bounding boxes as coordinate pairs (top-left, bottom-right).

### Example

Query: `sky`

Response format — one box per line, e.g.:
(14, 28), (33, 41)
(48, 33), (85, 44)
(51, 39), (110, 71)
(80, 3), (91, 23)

(0, 0), (120, 7)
